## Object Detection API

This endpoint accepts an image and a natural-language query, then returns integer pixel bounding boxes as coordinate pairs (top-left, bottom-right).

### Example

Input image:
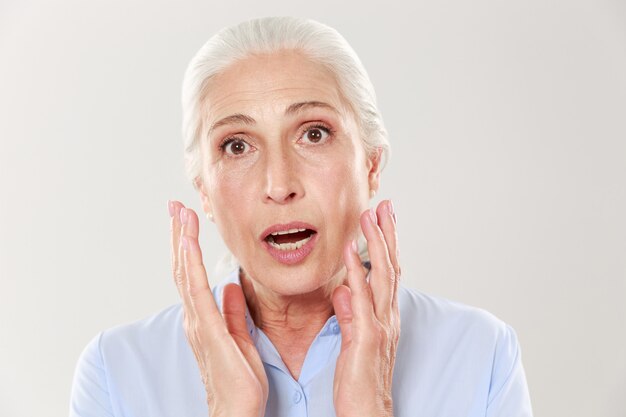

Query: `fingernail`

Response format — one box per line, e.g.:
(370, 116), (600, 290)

(369, 208), (377, 224)
(351, 239), (358, 254)
(180, 208), (188, 224)
(182, 235), (188, 251)
(167, 200), (174, 217)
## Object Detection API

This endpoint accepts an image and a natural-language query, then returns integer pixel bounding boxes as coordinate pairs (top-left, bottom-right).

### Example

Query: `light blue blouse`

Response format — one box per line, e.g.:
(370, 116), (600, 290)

(70, 267), (533, 416)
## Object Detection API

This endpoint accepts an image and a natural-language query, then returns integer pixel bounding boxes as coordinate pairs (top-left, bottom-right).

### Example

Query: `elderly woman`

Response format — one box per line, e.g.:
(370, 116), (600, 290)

(70, 17), (533, 417)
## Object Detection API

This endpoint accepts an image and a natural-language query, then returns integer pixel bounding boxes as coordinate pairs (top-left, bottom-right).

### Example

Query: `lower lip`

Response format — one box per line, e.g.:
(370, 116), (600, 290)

(261, 233), (318, 265)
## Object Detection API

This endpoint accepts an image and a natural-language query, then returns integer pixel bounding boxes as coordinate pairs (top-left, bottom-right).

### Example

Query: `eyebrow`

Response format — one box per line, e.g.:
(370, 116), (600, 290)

(207, 101), (338, 136)
(208, 113), (255, 135)
(284, 100), (338, 116)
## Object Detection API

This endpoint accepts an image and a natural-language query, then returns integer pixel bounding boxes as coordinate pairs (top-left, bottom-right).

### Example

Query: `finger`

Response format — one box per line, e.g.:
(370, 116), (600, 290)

(332, 284), (353, 350)
(180, 207), (221, 323)
(360, 205), (394, 322)
(169, 200), (192, 308)
(221, 284), (267, 382)
(222, 283), (254, 344)
(375, 200), (401, 312)
(343, 239), (374, 323)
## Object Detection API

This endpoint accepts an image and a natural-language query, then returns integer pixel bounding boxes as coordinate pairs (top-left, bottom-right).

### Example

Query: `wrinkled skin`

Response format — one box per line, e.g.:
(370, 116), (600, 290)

(169, 50), (400, 417)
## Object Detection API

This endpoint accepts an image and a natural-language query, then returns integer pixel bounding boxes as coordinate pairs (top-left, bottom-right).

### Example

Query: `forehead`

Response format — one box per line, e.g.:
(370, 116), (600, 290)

(202, 50), (351, 123)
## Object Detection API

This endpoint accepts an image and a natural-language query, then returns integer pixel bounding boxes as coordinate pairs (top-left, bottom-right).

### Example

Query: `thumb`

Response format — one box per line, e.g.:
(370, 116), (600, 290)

(222, 283), (253, 344)
(332, 284), (353, 348)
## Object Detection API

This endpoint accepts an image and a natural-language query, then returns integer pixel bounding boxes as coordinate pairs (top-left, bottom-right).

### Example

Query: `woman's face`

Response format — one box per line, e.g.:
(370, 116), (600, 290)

(196, 50), (380, 296)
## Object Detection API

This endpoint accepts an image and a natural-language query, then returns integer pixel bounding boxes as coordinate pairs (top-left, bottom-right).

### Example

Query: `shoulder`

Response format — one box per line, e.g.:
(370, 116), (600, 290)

(397, 283), (512, 345)
(100, 302), (183, 339)
(96, 302), (185, 359)
(392, 285), (532, 415)
(72, 303), (193, 400)
(86, 274), (234, 361)
(70, 304), (183, 415)
(73, 302), (187, 382)
(395, 284), (522, 385)
(71, 304), (211, 416)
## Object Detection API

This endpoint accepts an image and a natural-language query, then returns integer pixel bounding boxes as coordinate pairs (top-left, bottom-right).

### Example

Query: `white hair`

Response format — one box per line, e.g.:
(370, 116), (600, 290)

(180, 16), (390, 279)
(181, 16), (390, 187)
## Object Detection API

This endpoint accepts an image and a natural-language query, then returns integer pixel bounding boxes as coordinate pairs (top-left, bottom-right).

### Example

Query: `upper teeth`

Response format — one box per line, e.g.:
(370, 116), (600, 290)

(270, 228), (306, 236)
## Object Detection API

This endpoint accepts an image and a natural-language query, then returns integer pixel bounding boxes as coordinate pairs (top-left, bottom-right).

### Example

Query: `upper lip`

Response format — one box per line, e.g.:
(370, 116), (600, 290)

(259, 221), (318, 241)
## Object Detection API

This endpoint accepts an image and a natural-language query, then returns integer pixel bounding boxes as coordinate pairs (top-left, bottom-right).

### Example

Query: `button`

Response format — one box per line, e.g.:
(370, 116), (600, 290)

(332, 324), (340, 334)
(293, 390), (302, 404)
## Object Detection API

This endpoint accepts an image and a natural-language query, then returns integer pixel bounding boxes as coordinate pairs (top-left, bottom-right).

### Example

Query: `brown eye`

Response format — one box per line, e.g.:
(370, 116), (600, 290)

(221, 138), (251, 156)
(301, 125), (330, 144)
(229, 141), (245, 154)
(307, 128), (323, 143)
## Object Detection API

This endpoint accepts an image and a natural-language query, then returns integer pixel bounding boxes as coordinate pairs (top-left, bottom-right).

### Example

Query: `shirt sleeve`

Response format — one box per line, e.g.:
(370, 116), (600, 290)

(69, 332), (115, 417)
(485, 324), (534, 417)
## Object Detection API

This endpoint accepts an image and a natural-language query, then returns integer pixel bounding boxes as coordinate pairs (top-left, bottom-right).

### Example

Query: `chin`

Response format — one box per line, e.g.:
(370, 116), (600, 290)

(248, 258), (343, 299)
(265, 265), (325, 295)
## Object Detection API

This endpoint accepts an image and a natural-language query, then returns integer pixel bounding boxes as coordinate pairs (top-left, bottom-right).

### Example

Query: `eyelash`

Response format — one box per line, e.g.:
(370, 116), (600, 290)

(302, 123), (334, 143)
(218, 137), (251, 155)
(218, 123), (334, 155)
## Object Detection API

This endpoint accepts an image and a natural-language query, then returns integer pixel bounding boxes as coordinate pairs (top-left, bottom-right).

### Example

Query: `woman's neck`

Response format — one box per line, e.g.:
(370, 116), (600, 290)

(237, 267), (349, 380)
(239, 268), (337, 334)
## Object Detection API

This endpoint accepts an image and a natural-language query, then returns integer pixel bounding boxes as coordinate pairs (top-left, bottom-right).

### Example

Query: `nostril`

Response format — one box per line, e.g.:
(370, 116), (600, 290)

(263, 171), (303, 203)
(265, 189), (298, 203)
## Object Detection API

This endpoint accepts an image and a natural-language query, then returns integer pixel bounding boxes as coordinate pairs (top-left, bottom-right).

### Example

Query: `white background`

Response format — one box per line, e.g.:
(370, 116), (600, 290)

(1, 1), (625, 416)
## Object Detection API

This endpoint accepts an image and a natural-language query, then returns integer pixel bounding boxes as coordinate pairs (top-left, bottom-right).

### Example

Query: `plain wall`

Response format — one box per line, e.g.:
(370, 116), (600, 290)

(1, 0), (625, 416)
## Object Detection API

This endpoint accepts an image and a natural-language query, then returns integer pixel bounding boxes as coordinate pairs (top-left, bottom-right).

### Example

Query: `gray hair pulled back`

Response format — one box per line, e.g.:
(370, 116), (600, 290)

(181, 16), (390, 190)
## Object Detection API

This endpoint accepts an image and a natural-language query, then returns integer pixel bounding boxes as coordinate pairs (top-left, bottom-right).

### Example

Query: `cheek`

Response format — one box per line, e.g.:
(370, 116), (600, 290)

(309, 152), (369, 238)
(208, 167), (257, 256)
(209, 160), (255, 212)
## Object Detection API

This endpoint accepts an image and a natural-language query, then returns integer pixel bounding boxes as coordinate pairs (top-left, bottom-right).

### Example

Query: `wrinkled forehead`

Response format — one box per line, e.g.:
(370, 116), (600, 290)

(199, 50), (357, 131)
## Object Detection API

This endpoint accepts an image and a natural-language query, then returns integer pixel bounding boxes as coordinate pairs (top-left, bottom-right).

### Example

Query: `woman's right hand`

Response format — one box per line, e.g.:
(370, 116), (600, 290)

(168, 200), (268, 417)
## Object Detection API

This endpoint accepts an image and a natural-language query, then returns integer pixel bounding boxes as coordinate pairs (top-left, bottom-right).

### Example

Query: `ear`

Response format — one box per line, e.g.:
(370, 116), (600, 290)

(366, 147), (383, 198)
(194, 176), (213, 217)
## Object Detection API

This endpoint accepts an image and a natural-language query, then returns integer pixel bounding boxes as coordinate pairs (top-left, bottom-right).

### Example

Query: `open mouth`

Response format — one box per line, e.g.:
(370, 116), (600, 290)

(264, 228), (317, 251)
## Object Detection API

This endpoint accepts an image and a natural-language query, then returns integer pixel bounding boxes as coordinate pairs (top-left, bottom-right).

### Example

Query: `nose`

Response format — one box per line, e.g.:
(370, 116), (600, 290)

(263, 148), (304, 205)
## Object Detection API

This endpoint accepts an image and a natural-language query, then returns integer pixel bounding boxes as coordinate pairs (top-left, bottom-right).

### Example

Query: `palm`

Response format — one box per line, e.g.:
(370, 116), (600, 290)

(171, 202), (268, 417)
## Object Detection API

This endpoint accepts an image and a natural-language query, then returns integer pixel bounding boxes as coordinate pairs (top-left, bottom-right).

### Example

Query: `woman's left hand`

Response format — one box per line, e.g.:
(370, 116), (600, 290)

(332, 199), (401, 417)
